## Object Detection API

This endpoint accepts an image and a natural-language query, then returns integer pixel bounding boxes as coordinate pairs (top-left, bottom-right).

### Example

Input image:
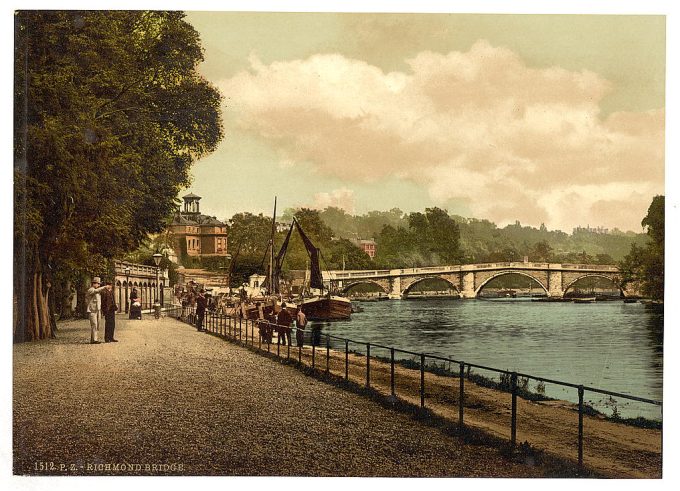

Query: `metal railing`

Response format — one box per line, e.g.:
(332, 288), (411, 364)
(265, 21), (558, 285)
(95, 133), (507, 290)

(164, 305), (661, 475)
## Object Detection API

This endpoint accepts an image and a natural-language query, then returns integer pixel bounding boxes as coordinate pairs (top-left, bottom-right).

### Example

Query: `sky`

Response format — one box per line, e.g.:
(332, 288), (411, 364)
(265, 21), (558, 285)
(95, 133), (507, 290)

(180, 11), (665, 234)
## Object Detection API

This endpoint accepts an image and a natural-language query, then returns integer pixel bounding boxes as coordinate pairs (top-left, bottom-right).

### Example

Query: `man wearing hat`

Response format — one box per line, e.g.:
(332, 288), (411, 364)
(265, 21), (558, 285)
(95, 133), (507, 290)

(195, 289), (207, 331)
(101, 279), (119, 342)
(85, 277), (108, 344)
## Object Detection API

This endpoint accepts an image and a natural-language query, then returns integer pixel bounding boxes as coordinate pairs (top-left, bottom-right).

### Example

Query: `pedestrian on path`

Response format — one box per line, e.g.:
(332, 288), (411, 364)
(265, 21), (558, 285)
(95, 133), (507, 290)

(101, 280), (118, 342)
(277, 303), (292, 346)
(85, 277), (107, 344)
(129, 287), (141, 319)
(296, 307), (307, 347)
(196, 289), (207, 331)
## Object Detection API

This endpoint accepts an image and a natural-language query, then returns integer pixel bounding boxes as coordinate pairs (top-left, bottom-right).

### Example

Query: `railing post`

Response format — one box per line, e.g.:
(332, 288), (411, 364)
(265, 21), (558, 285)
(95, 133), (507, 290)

(366, 343), (371, 388)
(326, 334), (330, 375)
(511, 372), (518, 446)
(258, 322), (261, 350)
(420, 354), (425, 408)
(239, 318), (242, 342)
(287, 330), (291, 360)
(229, 316), (232, 337)
(298, 331), (302, 364)
(345, 340), (349, 381)
(578, 385), (584, 470)
(312, 342), (316, 369)
(390, 348), (395, 397)
(277, 328), (280, 357)
(459, 362), (465, 434)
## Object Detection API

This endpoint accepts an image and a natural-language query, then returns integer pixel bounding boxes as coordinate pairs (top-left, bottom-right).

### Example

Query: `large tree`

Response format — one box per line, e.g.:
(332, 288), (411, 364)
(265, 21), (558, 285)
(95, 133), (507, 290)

(14, 11), (223, 340)
(620, 195), (664, 301)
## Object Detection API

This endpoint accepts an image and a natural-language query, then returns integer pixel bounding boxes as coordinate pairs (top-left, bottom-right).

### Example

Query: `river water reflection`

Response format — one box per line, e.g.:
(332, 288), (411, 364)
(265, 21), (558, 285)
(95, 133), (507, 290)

(319, 298), (663, 420)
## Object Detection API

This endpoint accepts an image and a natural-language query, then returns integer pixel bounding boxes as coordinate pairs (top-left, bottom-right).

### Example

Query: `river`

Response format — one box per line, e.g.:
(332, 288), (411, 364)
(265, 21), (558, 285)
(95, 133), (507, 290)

(316, 298), (663, 421)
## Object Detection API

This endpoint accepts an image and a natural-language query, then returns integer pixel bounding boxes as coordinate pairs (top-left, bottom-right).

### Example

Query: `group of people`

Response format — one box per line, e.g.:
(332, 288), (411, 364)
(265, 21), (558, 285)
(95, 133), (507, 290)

(84, 276), (317, 348)
(85, 276), (119, 344)
(85, 277), (147, 343)
(256, 302), (308, 347)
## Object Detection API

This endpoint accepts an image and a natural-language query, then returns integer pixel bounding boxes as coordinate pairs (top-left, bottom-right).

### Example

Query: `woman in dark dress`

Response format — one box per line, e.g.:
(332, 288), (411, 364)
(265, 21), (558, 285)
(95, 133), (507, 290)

(129, 287), (141, 319)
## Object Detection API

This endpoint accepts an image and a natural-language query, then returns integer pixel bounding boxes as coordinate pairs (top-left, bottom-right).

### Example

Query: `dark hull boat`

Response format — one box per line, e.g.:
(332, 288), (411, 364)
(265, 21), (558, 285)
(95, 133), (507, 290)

(300, 295), (353, 321)
(276, 218), (352, 322)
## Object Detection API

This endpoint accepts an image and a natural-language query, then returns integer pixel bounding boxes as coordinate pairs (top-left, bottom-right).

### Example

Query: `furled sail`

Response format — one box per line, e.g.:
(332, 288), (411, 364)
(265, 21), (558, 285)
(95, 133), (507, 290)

(273, 221), (295, 293)
(294, 220), (324, 291)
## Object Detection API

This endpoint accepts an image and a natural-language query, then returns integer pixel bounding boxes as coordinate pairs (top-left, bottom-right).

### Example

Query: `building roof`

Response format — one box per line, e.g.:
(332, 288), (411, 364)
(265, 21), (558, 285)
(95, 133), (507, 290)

(197, 216), (226, 226)
(182, 192), (202, 199)
(350, 238), (376, 245)
(171, 214), (197, 225)
(171, 212), (226, 227)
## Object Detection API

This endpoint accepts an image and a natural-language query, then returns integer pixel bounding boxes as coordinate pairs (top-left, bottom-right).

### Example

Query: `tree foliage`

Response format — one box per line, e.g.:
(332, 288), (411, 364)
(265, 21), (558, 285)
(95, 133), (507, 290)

(313, 207), (646, 267)
(620, 196), (664, 301)
(14, 11), (223, 340)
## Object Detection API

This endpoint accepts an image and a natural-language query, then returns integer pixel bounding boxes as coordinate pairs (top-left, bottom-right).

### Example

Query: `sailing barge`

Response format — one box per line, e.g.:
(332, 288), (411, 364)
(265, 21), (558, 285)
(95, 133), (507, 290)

(275, 216), (352, 321)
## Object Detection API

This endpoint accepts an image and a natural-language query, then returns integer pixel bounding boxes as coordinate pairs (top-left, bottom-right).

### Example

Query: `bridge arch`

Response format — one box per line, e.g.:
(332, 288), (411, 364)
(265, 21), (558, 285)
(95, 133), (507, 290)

(341, 280), (388, 295)
(401, 276), (459, 295)
(474, 271), (549, 297)
(563, 274), (623, 297)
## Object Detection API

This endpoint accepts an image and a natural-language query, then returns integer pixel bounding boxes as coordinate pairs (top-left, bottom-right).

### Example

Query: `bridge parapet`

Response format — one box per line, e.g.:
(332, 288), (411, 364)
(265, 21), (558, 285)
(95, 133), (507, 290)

(326, 263), (619, 280)
(326, 263), (624, 298)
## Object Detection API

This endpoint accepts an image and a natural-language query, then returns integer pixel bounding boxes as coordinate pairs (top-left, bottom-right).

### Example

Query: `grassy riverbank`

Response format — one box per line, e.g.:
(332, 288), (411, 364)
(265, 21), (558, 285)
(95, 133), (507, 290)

(239, 320), (662, 478)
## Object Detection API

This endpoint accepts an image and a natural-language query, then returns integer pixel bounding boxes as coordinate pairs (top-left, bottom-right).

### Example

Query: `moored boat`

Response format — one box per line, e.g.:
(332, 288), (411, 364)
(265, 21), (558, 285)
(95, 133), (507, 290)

(274, 215), (352, 322)
(299, 294), (353, 321)
(573, 297), (596, 304)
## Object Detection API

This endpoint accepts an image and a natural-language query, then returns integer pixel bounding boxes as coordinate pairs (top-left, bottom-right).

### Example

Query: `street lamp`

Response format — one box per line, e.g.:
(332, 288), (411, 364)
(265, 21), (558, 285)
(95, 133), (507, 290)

(219, 253), (232, 295)
(153, 253), (162, 304)
(124, 266), (131, 313)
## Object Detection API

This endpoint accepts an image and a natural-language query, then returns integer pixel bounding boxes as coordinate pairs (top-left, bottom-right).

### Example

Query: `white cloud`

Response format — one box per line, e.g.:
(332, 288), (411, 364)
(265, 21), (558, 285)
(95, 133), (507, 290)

(308, 188), (356, 213)
(219, 40), (664, 231)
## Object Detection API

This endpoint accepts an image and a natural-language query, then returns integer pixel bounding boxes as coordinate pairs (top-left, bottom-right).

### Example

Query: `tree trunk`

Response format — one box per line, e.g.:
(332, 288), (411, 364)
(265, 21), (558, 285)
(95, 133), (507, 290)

(15, 263), (54, 342)
(30, 271), (40, 340)
(37, 272), (49, 338)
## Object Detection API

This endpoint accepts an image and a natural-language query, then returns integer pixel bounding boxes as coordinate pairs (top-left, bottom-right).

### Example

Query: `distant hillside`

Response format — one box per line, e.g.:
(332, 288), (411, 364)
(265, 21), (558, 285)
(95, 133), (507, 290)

(315, 206), (647, 266)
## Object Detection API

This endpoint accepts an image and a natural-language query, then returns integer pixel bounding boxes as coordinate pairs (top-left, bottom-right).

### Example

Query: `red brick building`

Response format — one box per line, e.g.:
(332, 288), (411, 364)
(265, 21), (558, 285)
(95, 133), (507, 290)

(351, 238), (376, 259)
(170, 193), (228, 258)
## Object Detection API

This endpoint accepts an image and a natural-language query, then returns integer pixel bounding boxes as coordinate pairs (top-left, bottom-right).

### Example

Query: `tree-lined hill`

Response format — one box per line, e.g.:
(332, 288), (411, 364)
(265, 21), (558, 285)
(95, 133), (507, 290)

(198, 206), (649, 286)
(302, 206), (647, 269)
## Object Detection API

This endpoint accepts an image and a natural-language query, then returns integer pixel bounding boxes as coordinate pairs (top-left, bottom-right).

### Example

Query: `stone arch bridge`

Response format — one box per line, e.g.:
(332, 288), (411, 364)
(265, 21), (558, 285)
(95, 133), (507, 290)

(324, 262), (635, 299)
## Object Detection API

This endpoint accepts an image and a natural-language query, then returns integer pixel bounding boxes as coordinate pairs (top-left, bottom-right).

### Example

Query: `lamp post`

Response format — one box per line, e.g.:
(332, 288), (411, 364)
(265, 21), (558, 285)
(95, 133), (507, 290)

(219, 253), (233, 295)
(124, 267), (131, 313)
(153, 253), (162, 304)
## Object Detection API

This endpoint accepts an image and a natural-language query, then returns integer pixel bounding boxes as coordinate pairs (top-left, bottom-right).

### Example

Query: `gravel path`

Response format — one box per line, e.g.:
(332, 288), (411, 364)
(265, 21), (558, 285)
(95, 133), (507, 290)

(14, 315), (546, 477)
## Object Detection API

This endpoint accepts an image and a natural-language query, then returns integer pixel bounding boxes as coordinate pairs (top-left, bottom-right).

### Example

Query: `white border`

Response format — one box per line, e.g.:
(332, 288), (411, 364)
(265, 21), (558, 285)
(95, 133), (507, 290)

(3, 2), (676, 490)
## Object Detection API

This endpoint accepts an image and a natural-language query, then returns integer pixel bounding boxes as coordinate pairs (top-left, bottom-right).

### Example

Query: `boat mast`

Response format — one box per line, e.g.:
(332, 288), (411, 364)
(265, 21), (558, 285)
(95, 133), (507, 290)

(269, 197), (277, 295)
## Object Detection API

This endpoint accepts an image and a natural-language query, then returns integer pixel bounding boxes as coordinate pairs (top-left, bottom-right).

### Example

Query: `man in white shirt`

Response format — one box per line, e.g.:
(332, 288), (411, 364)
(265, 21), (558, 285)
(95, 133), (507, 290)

(85, 276), (107, 344)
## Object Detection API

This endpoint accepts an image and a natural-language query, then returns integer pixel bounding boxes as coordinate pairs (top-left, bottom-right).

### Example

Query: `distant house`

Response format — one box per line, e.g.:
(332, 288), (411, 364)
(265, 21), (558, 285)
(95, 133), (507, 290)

(169, 193), (229, 259)
(572, 225), (610, 235)
(276, 219), (293, 233)
(350, 238), (377, 258)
